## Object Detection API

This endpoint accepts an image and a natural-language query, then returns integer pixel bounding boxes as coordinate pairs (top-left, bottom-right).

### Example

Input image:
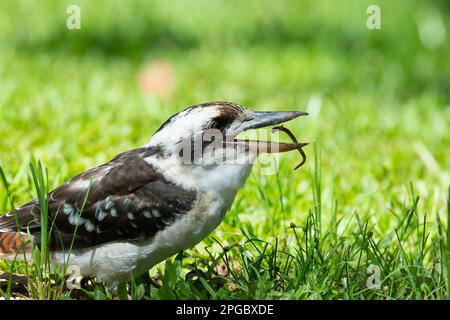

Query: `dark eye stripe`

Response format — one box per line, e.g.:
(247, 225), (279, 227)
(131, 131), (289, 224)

(210, 116), (234, 130)
(153, 101), (242, 134)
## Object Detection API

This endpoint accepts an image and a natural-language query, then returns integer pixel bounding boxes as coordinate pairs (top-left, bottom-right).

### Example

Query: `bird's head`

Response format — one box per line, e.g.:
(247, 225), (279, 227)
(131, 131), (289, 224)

(145, 102), (308, 201)
(147, 102), (308, 167)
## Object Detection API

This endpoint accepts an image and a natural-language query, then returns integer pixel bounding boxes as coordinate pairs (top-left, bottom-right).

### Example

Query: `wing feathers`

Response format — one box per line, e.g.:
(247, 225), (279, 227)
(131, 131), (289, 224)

(0, 147), (197, 251)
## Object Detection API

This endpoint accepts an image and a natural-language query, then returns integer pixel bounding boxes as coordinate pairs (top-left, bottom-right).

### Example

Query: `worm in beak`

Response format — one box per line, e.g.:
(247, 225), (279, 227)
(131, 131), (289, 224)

(271, 125), (308, 170)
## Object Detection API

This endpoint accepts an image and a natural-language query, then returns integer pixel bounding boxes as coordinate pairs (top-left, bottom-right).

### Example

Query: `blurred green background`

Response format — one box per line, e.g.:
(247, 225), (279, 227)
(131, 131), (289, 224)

(0, 0), (449, 288)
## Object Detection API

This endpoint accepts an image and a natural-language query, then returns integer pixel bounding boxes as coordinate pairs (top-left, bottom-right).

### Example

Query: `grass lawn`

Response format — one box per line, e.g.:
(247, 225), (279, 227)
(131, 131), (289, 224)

(0, 0), (449, 299)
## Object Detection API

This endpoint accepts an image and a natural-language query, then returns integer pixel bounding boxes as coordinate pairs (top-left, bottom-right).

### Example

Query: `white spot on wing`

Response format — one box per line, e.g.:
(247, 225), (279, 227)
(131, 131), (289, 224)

(110, 208), (118, 217)
(152, 209), (160, 218)
(68, 211), (86, 226)
(143, 211), (152, 219)
(63, 203), (74, 216)
(105, 196), (113, 210)
(95, 209), (107, 221)
(84, 220), (95, 232)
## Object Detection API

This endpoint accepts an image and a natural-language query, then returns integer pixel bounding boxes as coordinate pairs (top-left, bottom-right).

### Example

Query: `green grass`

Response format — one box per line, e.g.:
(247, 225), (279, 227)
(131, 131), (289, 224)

(0, 0), (449, 299)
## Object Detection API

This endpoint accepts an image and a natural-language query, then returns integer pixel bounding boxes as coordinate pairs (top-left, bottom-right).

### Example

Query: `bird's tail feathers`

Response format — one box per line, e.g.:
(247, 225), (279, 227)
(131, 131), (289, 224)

(0, 231), (32, 261)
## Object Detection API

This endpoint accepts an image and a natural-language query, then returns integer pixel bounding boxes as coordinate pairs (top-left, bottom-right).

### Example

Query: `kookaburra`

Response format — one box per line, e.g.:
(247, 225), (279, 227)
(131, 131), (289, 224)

(0, 102), (307, 289)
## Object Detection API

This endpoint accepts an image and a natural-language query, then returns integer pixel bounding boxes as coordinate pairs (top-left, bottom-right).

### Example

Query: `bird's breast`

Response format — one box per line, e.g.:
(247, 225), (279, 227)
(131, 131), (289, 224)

(144, 191), (226, 253)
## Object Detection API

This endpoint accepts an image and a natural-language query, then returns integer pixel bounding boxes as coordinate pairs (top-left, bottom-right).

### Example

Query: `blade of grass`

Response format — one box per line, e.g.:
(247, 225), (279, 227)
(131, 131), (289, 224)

(446, 186), (450, 299)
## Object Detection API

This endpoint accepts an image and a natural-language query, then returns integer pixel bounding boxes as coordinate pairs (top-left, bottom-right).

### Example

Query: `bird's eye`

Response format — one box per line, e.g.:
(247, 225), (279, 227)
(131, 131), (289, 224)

(210, 117), (231, 131)
(210, 120), (222, 130)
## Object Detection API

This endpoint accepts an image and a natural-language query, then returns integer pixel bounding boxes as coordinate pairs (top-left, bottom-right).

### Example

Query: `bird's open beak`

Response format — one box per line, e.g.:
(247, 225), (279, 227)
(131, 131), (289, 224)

(227, 110), (309, 156)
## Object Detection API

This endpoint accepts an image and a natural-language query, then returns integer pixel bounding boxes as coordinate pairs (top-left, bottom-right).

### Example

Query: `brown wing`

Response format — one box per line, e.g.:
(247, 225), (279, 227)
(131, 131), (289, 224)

(0, 147), (197, 251)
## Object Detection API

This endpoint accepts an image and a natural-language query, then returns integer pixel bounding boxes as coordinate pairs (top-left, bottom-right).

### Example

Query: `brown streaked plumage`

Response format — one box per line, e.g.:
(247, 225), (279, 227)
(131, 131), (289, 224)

(0, 232), (30, 257)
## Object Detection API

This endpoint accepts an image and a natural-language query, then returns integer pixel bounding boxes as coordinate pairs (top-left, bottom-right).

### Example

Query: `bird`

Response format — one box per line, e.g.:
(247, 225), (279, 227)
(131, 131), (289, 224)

(0, 101), (308, 290)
